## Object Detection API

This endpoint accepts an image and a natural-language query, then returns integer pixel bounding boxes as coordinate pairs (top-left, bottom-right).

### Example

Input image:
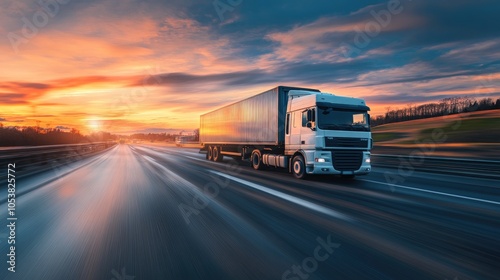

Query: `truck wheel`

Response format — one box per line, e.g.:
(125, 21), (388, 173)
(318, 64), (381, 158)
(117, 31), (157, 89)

(207, 146), (213, 161)
(213, 146), (223, 162)
(292, 155), (307, 179)
(212, 146), (218, 161)
(251, 150), (264, 170)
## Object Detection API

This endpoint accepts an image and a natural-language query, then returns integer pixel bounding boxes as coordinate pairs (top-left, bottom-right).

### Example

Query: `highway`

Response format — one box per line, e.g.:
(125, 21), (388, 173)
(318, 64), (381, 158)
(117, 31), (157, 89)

(1, 144), (499, 280)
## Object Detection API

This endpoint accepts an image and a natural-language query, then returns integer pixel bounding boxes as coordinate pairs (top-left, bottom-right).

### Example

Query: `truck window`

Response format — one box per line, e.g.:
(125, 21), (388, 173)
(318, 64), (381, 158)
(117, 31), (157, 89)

(302, 109), (315, 127)
(285, 113), (290, 134)
(353, 113), (365, 124)
(302, 111), (308, 127)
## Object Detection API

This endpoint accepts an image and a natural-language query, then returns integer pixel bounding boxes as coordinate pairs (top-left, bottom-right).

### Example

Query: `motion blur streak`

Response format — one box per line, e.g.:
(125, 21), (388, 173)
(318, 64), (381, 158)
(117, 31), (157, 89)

(210, 170), (352, 221)
(1, 144), (498, 279)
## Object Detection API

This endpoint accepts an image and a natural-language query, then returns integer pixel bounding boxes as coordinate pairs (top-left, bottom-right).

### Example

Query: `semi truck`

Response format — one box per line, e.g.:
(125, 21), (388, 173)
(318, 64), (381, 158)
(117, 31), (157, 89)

(199, 86), (372, 179)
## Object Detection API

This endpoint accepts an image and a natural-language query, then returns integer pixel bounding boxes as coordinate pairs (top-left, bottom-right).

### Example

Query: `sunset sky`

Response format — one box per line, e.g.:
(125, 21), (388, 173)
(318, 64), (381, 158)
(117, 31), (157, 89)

(1, 0), (499, 134)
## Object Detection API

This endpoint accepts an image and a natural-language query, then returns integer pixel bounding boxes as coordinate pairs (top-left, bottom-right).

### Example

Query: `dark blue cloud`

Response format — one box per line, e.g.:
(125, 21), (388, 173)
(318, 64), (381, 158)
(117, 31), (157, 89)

(397, 0), (500, 46)
(164, 0), (499, 107)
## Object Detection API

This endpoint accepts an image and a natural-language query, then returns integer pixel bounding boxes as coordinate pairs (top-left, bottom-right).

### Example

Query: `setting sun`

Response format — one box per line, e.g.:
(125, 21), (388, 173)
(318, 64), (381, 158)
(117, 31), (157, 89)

(86, 119), (102, 132)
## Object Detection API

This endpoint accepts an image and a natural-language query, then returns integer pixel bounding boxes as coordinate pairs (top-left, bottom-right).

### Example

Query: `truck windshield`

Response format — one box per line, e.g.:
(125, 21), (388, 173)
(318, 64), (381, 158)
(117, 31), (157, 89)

(317, 107), (370, 131)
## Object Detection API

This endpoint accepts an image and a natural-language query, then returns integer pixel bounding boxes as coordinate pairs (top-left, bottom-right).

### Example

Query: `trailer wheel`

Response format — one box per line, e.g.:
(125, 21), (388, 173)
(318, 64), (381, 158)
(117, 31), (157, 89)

(213, 146), (223, 162)
(292, 155), (306, 179)
(251, 149), (264, 170)
(212, 146), (218, 161)
(207, 146), (213, 161)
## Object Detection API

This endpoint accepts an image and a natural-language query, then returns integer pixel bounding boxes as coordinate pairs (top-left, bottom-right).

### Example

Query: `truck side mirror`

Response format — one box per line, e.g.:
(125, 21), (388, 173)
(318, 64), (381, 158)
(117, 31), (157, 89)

(306, 121), (316, 131)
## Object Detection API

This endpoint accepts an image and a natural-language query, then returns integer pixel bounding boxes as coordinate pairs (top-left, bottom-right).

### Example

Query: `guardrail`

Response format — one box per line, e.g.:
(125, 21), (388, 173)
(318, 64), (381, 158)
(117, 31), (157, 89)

(0, 142), (117, 179)
(371, 154), (500, 179)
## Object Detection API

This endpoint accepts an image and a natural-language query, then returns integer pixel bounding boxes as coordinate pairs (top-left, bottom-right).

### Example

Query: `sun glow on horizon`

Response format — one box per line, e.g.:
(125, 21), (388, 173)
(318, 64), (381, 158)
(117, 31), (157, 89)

(86, 119), (102, 132)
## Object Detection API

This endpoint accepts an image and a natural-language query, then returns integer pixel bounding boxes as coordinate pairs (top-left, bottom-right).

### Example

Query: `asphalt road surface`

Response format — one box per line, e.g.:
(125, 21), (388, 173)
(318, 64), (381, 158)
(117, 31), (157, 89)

(1, 144), (499, 280)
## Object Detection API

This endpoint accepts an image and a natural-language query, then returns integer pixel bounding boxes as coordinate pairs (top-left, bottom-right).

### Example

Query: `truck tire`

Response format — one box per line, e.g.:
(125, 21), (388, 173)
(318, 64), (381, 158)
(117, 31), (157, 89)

(251, 149), (264, 170)
(207, 146), (213, 161)
(212, 146), (218, 161)
(213, 146), (223, 162)
(292, 155), (307, 179)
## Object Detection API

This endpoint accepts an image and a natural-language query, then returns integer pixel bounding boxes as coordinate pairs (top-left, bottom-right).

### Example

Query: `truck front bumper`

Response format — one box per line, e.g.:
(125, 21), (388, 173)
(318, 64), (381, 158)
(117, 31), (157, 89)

(306, 151), (371, 175)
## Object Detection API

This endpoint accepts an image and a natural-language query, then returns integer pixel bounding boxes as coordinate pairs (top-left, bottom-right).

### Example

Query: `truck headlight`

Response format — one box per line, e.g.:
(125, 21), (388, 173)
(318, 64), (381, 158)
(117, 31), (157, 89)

(315, 158), (326, 163)
(365, 156), (371, 163)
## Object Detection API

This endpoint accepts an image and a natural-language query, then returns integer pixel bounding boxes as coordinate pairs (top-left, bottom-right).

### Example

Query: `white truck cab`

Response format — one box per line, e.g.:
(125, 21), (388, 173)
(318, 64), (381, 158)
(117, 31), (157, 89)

(284, 90), (372, 178)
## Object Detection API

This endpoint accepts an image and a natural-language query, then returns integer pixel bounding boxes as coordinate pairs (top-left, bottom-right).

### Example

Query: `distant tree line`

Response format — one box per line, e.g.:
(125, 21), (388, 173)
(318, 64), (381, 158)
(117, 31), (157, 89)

(0, 125), (199, 147)
(130, 129), (199, 142)
(0, 125), (117, 146)
(129, 133), (176, 142)
(371, 97), (500, 127)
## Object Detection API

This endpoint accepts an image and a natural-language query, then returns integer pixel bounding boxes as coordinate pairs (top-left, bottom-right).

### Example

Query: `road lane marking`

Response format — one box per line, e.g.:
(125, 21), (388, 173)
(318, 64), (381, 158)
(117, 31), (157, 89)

(143, 155), (157, 162)
(184, 155), (205, 162)
(134, 146), (205, 162)
(210, 171), (353, 221)
(359, 179), (500, 206)
(138, 146), (225, 166)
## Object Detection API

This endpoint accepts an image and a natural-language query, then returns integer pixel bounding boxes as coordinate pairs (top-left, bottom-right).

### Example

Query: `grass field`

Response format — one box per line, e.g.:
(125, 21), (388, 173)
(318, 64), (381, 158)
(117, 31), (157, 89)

(372, 109), (500, 158)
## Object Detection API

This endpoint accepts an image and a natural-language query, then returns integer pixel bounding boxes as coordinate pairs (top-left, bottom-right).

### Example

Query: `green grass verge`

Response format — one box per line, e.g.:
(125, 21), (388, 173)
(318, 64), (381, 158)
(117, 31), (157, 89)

(417, 118), (500, 143)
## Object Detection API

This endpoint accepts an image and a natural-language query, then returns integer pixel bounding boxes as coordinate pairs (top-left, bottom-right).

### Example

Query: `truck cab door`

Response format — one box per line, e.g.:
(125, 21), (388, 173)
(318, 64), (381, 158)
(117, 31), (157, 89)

(285, 113), (291, 149)
(288, 111), (302, 151)
(300, 108), (316, 149)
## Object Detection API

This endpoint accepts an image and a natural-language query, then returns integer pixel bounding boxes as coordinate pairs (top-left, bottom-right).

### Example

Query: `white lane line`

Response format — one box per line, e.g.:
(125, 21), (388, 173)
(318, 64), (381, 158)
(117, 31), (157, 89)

(184, 155), (205, 162)
(134, 146), (202, 161)
(144, 155), (157, 162)
(360, 179), (500, 206)
(211, 171), (353, 222)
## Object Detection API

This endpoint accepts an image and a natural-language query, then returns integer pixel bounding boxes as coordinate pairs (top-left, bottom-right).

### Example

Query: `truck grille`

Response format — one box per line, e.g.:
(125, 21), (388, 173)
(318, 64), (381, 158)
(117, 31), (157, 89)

(325, 137), (368, 148)
(331, 151), (363, 171)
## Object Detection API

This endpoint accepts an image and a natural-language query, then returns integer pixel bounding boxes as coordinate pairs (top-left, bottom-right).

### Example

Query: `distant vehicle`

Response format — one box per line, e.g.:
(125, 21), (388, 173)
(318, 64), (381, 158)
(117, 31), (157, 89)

(175, 135), (197, 147)
(200, 86), (372, 179)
